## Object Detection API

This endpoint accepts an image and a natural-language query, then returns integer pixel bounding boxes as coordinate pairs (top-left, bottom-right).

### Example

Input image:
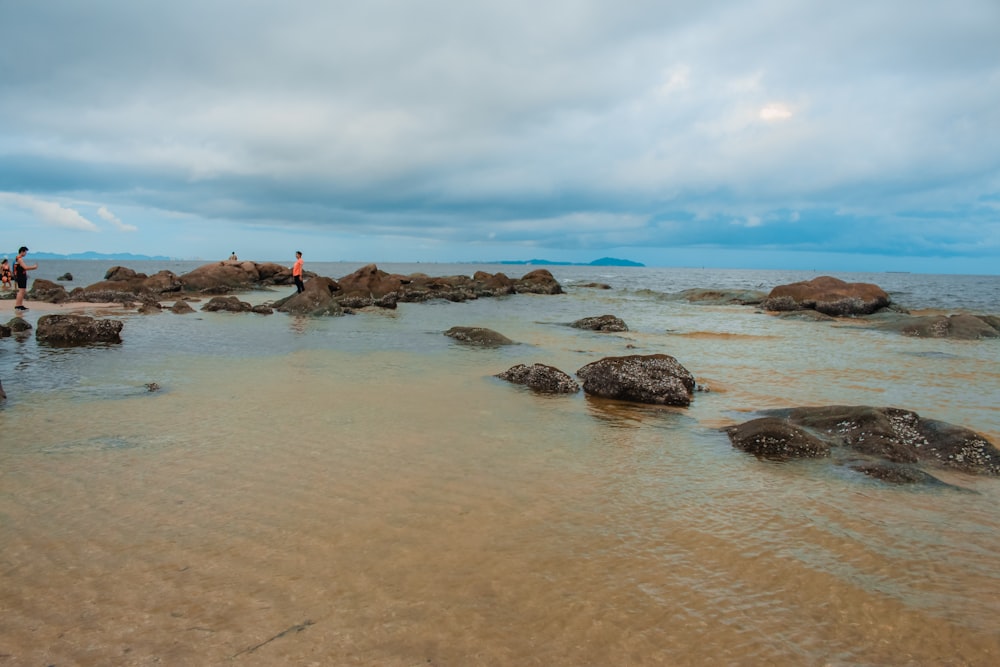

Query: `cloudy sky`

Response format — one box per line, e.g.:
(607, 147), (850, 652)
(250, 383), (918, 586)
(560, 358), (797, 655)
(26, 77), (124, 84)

(1, 0), (998, 272)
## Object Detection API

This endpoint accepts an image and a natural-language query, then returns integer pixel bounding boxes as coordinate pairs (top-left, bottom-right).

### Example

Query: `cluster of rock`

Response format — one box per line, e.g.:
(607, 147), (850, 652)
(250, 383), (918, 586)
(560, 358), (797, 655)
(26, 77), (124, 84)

(725, 405), (1000, 486)
(494, 354), (696, 407)
(23, 261), (563, 318)
(669, 275), (999, 340)
(2, 314), (122, 346)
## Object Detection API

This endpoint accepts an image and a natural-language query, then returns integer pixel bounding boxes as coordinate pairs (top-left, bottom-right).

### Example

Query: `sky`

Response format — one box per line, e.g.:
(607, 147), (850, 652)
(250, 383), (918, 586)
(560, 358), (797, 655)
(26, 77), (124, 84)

(1, 0), (999, 273)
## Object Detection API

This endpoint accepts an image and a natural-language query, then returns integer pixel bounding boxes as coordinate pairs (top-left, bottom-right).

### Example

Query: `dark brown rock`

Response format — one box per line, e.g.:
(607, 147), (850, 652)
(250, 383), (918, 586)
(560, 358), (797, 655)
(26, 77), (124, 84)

(28, 279), (70, 303)
(496, 363), (580, 393)
(762, 276), (890, 316)
(570, 314), (628, 332)
(444, 326), (515, 346)
(201, 296), (253, 312)
(887, 314), (1000, 339)
(35, 314), (123, 345)
(171, 301), (196, 314)
(725, 417), (831, 460)
(514, 269), (563, 295)
(275, 277), (345, 316)
(576, 354), (695, 406)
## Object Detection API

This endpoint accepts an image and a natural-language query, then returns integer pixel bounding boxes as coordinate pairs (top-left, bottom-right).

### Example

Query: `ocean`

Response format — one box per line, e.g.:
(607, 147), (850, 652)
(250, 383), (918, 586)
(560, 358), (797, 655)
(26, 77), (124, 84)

(2, 260), (999, 665)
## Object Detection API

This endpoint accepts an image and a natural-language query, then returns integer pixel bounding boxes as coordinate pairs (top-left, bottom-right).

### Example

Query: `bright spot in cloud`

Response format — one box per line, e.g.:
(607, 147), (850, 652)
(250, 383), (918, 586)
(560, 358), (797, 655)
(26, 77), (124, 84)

(0, 192), (100, 231)
(98, 206), (138, 232)
(759, 103), (793, 121)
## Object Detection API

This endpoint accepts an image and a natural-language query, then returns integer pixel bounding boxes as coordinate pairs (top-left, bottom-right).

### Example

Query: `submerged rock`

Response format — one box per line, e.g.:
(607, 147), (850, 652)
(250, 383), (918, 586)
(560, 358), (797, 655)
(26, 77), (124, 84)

(570, 314), (629, 332)
(444, 326), (515, 346)
(725, 405), (1000, 485)
(35, 314), (123, 345)
(496, 363), (580, 393)
(576, 354), (695, 406)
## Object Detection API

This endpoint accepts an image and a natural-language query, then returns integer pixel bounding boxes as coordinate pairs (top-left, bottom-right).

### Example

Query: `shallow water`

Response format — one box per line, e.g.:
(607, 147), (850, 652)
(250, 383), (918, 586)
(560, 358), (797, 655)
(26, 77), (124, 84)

(1, 264), (999, 665)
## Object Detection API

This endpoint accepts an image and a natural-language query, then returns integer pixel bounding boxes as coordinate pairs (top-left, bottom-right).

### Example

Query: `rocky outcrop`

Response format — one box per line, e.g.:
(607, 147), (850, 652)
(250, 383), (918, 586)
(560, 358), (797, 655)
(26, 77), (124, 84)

(0, 322), (11, 337)
(57, 272), (73, 281)
(570, 314), (628, 332)
(762, 276), (890, 316)
(496, 363), (580, 393)
(29, 279), (71, 303)
(444, 327), (515, 346)
(69, 266), (182, 303)
(275, 278), (345, 316)
(35, 314), (123, 345)
(576, 354), (695, 406)
(170, 301), (196, 314)
(725, 405), (1000, 483)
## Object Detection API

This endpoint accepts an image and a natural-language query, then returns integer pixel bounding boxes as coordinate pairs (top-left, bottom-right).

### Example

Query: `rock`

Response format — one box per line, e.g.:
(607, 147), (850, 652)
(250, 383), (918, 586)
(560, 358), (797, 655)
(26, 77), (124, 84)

(576, 354), (696, 406)
(672, 288), (767, 305)
(725, 417), (831, 460)
(251, 304), (274, 314)
(137, 301), (162, 314)
(8, 318), (32, 333)
(578, 282), (612, 289)
(145, 382), (160, 392)
(201, 296), (252, 313)
(179, 262), (260, 293)
(496, 363), (580, 393)
(0, 379), (5, 400)
(105, 266), (143, 281)
(728, 405), (1000, 478)
(762, 276), (890, 316)
(28, 279), (70, 303)
(171, 300), (196, 314)
(513, 269), (563, 295)
(57, 272), (73, 281)
(0, 323), (10, 337)
(848, 462), (949, 486)
(35, 314), (123, 345)
(275, 277), (345, 316)
(336, 264), (401, 299)
(570, 314), (628, 332)
(881, 313), (1000, 339)
(444, 326), (515, 346)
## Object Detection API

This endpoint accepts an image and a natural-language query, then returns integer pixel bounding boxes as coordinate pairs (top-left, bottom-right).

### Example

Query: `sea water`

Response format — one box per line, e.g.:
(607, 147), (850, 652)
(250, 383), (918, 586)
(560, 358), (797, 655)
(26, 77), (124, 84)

(1, 261), (999, 665)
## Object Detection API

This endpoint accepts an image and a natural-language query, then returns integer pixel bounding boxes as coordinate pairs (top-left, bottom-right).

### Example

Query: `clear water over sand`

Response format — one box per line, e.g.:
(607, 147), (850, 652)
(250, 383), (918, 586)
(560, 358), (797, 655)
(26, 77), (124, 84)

(2, 263), (999, 665)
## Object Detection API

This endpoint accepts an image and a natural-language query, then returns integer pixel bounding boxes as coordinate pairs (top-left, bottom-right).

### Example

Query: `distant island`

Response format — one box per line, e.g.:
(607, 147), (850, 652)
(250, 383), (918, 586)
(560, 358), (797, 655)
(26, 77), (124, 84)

(24, 251), (172, 261)
(496, 257), (645, 267)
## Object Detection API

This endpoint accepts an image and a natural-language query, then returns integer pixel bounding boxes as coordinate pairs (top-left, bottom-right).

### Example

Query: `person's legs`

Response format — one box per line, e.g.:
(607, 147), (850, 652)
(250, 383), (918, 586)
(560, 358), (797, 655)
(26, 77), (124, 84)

(295, 276), (304, 293)
(14, 286), (26, 308)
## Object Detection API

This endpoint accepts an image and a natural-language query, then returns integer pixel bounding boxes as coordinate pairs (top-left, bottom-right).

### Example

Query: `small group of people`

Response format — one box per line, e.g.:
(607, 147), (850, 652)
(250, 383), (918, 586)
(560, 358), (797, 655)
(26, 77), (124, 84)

(3, 247), (37, 311)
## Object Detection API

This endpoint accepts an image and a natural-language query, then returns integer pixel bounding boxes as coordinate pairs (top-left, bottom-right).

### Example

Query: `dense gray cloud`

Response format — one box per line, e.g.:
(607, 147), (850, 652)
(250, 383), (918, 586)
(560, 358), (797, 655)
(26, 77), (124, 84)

(1, 0), (998, 267)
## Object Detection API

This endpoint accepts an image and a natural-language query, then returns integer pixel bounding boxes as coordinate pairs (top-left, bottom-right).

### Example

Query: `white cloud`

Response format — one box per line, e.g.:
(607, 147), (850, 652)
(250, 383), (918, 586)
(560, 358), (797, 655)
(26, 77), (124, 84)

(98, 206), (138, 232)
(0, 193), (100, 232)
(759, 103), (793, 121)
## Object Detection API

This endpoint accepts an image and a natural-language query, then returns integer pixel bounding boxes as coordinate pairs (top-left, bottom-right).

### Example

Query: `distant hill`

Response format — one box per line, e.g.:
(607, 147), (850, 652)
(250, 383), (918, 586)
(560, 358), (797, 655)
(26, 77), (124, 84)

(18, 251), (172, 261)
(498, 257), (645, 267)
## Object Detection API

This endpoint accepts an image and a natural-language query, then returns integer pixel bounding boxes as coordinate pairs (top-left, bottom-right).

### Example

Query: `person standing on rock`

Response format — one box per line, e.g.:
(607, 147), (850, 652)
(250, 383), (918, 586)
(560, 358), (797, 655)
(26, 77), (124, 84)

(292, 251), (304, 293)
(13, 246), (37, 311)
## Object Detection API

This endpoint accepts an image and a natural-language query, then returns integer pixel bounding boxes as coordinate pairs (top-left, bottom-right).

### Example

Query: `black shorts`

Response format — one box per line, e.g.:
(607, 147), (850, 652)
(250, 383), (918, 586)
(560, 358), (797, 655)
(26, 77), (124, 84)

(15, 274), (27, 289)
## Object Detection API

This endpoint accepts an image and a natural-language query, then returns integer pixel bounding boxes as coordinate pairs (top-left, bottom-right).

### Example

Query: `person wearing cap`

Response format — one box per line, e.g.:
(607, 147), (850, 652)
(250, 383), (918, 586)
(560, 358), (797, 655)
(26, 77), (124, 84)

(13, 246), (38, 311)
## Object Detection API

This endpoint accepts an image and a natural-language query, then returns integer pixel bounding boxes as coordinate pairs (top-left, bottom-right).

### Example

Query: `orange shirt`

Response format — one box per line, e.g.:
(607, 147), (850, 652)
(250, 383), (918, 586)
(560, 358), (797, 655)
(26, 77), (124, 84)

(293, 257), (303, 277)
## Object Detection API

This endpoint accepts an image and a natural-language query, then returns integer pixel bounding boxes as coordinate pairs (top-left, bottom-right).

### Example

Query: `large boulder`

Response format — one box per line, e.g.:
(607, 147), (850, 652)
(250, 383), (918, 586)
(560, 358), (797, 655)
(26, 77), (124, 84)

(762, 276), (890, 316)
(725, 405), (1000, 479)
(496, 363), (580, 393)
(576, 354), (696, 406)
(570, 314), (628, 332)
(275, 277), (345, 316)
(513, 269), (563, 295)
(35, 314), (123, 345)
(179, 262), (261, 293)
(444, 326), (515, 346)
(336, 264), (402, 299)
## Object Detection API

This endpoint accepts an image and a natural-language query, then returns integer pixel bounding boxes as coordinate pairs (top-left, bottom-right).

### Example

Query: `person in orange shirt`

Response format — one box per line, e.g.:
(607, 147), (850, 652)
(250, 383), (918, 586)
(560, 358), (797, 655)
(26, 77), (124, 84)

(292, 251), (304, 293)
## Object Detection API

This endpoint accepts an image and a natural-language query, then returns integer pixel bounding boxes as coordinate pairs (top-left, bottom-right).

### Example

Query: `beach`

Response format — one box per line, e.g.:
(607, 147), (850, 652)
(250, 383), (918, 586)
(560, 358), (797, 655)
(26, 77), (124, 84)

(2, 262), (999, 665)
